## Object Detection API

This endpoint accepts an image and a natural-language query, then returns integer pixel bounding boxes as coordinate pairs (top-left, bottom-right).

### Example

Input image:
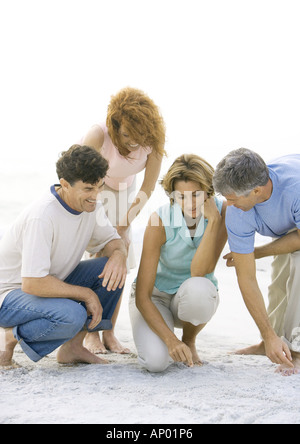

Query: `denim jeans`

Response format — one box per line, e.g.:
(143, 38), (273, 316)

(0, 257), (123, 362)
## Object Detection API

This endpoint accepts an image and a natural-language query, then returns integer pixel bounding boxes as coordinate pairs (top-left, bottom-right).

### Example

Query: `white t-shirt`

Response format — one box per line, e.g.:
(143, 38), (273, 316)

(0, 185), (120, 308)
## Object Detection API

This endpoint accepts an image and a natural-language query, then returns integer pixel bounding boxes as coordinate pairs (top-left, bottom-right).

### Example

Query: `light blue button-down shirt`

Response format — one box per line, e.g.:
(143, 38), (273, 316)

(154, 197), (224, 294)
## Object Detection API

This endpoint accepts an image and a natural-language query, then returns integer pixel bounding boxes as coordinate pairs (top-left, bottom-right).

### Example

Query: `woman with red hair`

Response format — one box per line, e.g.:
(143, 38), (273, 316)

(81, 87), (166, 355)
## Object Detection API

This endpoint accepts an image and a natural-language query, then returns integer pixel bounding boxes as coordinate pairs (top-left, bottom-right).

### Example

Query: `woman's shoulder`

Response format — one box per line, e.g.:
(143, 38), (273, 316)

(83, 124), (105, 150)
(154, 204), (180, 242)
(144, 210), (166, 246)
(155, 203), (172, 224)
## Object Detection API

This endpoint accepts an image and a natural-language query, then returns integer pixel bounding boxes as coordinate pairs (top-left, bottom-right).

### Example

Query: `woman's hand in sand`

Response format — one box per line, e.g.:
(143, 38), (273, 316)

(167, 338), (194, 367)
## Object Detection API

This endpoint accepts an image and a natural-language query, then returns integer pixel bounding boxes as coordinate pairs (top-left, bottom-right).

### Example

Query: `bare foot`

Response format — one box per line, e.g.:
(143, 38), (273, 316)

(276, 351), (300, 377)
(0, 327), (18, 369)
(102, 331), (131, 354)
(84, 332), (108, 354)
(233, 341), (265, 356)
(84, 331), (131, 354)
(57, 332), (109, 365)
(183, 340), (203, 366)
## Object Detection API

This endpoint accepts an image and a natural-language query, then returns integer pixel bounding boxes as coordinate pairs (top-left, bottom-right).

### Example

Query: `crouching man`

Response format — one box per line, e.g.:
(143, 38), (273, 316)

(213, 148), (300, 376)
(0, 145), (127, 368)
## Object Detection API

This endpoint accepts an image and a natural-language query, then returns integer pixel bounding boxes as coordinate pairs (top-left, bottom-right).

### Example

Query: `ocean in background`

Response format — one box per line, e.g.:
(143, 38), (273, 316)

(0, 139), (298, 233)
(0, 155), (169, 236)
(0, 158), (57, 229)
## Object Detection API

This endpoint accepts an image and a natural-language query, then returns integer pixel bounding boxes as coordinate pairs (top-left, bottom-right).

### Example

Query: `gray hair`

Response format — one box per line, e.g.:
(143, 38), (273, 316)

(213, 148), (269, 197)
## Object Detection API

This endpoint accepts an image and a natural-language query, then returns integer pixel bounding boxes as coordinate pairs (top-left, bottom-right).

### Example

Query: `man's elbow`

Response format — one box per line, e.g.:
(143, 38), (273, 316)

(21, 285), (29, 296)
(22, 278), (35, 294)
(22, 277), (45, 295)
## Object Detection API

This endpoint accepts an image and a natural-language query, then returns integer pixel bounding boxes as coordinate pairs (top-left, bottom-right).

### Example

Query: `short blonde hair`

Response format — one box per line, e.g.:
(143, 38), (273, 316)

(161, 154), (215, 201)
(106, 87), (166, 158)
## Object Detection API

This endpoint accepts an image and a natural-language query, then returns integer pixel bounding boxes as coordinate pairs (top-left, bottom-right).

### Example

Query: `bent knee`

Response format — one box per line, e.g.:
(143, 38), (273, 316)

(177, 277), (219, 326)
(138, 347), (171, 373)
(57, 300), (87, 334)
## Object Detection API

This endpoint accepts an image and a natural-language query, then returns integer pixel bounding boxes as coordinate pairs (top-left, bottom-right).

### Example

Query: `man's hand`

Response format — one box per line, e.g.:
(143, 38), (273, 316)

(22, 275), (104, 331)
(99, 250), (127, 291)
(223, 252), (235, 267)
(224, 247), (261, 267)
(264, 334), (294, 368)
(84, 288), (103, 330)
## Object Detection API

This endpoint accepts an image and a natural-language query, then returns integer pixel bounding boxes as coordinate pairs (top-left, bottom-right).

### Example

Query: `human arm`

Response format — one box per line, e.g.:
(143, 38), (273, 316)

(21, 238), (127, 330)
(100, 239), (128, 291)
(20, 217), (102, 329)
(21, 220), (126, 330)
(81, 124), (104, 152)
(224, 229), (300, 266)
(117, 151), (163, 244)
(135, 212), (194, 367)
(232, 252), (293, 367)
(255, 229), (300, 259)
(22, 275), (102, 330)
(191, 199), (228, 276)
(88, 205), (127, 290)
(83, 127), (163, 245)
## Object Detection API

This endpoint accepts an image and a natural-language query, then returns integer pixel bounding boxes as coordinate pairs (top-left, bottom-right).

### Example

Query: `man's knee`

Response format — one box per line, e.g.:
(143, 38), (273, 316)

(176, 277), (219, 326)
(57, 300), (87, 337)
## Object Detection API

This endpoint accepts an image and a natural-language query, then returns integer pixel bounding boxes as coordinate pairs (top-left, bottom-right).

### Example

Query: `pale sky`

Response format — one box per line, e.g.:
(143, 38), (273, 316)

(1, 0), (300, 172)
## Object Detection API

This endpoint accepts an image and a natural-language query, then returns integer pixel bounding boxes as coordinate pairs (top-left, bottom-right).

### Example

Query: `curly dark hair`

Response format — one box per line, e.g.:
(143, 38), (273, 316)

(56, 145), (109, 185)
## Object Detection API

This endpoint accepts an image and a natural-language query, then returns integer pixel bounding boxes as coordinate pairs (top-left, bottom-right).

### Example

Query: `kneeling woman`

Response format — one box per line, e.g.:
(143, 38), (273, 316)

(129, 154), (227, 372)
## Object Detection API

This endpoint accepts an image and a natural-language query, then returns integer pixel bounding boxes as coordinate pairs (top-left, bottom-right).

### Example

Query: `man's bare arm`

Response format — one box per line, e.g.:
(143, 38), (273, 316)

(100, 239), (127, 291)
(255, 229), (300, 259)
(232, 252), (293, 367)
(22, 275), (103, 330)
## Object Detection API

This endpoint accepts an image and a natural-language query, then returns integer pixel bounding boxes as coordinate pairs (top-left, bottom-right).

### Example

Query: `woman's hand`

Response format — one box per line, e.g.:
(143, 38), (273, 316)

(167, 337), (194, 367)
(202, 197), (221, 222)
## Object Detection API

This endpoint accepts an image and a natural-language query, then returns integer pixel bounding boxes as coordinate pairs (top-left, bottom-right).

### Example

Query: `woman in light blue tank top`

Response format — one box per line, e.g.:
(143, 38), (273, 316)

(129, 154), (228, 372)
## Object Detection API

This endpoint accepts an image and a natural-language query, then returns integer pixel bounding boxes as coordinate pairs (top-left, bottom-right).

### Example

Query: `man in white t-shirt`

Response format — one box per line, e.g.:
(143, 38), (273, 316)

(0, 145), (127, 368)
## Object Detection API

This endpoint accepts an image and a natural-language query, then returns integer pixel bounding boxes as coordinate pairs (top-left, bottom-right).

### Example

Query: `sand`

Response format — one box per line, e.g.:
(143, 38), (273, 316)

(1, 227), (300, 425)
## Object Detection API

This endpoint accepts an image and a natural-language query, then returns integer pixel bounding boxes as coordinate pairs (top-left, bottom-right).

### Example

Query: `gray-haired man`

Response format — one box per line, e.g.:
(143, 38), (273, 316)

(213, 148), (300, 376)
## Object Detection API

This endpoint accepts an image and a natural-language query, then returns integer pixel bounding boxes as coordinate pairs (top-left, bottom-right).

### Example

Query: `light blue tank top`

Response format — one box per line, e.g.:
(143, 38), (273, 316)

(154, 197), (224, 294)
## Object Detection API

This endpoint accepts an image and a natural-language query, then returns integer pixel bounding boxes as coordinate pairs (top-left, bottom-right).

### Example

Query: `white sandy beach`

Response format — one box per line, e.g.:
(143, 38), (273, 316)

(1, 224), (300, 425)
(1, 0), (300, 426)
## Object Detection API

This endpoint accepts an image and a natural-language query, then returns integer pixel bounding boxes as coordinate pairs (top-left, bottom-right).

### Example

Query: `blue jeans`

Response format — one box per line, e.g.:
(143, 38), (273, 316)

(0, 257), (123, 362)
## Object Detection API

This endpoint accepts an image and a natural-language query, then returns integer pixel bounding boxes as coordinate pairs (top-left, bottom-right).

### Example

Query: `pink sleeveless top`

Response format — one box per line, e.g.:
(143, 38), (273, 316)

(97, 123), (152, 191)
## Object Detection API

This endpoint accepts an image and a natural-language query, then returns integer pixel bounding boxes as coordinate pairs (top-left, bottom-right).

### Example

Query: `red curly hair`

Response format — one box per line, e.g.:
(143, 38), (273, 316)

(106, 87), (167, 158)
